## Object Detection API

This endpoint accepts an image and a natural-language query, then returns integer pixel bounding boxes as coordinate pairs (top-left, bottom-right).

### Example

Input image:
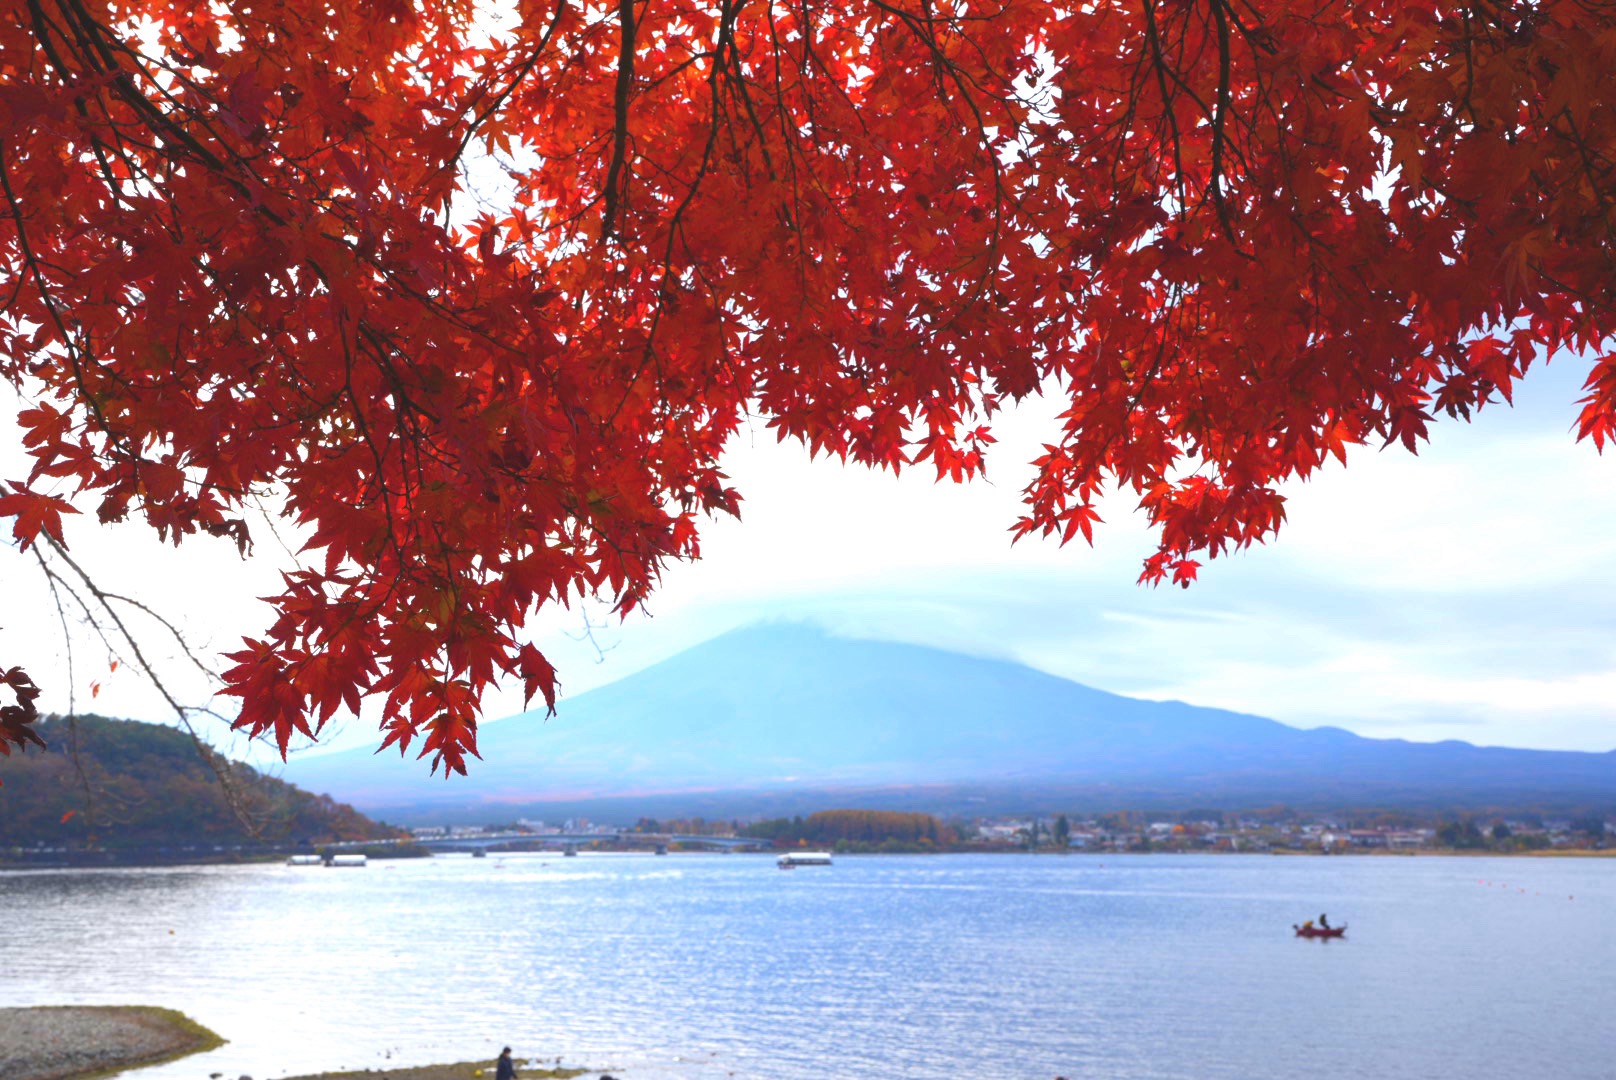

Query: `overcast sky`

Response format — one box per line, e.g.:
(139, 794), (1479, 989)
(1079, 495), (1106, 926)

(4, 352), (1614, 761)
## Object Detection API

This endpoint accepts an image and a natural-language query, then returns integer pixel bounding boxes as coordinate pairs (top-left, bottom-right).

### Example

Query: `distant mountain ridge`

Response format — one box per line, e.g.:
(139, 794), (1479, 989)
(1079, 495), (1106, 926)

(280, 623), (1616, 821)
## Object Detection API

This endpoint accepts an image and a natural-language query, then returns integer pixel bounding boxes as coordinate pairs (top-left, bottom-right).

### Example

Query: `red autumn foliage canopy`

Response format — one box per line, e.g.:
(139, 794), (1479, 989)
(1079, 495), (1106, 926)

(3, 0), (1614, 773)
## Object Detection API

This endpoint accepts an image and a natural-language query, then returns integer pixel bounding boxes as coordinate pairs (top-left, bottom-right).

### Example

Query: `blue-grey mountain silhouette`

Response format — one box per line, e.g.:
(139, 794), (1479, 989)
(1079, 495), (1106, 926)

(280, 623), (1616, 821)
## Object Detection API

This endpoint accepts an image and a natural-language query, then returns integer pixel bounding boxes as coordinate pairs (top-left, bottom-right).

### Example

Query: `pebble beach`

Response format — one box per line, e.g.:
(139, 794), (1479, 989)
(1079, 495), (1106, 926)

(0, 1006), (222, 1080)
(0, 1010), (602, 1080)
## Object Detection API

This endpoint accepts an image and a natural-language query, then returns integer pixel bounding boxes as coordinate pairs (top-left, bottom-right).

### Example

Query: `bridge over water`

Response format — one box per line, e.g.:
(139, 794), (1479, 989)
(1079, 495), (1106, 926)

(410, 831), (771, 855)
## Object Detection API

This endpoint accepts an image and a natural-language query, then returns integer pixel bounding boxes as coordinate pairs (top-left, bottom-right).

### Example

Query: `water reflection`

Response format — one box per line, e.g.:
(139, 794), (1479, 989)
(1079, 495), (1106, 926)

(2, 854), (1611, 1080)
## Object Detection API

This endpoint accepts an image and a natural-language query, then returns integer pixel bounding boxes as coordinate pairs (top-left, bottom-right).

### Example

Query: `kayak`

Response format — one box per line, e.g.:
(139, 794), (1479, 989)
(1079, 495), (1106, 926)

(1294, 924), (1346, 938)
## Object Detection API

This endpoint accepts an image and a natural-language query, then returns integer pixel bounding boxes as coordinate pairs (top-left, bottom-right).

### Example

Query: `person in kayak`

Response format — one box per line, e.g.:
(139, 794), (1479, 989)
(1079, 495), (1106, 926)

(1319, 914), (1331, 929)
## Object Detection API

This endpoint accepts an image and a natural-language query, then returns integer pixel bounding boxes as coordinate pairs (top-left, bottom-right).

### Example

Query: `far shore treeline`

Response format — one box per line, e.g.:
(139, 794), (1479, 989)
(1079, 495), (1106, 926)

(742, 810), (957, 852)
(4, 716), (1610, 866)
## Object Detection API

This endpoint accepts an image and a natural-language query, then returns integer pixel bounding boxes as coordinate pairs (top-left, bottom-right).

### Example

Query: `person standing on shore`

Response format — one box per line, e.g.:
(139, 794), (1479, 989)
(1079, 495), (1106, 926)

(496, 1047), (518, 1080)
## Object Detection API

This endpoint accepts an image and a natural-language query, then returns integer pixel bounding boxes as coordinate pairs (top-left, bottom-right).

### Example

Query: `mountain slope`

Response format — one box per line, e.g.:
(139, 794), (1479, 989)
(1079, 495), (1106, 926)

(281, 623), (1616, 818)
(0, 714), (400, 847)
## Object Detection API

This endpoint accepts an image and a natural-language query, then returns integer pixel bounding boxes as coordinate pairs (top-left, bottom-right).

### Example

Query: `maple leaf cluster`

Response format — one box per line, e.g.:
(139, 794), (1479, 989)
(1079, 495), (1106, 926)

(0, 663), (45, 771)
(3, 0), (1615, 772)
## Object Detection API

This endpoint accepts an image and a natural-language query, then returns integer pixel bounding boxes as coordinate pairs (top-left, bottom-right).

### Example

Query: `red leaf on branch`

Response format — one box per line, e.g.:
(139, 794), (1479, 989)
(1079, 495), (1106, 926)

(0, 664), (45, 781)
(1, 0), (1609, 774)
(515, 644), (558, 714)
(0, 486), (78, 551)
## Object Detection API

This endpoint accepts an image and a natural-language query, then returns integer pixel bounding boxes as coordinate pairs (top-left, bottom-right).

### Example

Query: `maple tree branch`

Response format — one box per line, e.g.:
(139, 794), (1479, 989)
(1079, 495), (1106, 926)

(606, 3), (744, 428)
(1206, 0), (1245, 250)
(31, 553), (111, 828)
(445, 0), (572, 175)
(2, 479), (265, 834)
(758, 4), (818, 311)
(19, 0), (127, 208)
(31, 0), (533, 383)
(1558, 108), (1616, 248)
(38, 0), (257, 202)
(0, 145), (142, 475)
(861, 0), (1010, 337)
(1139, 0), (1190, 211)
(5, 0), (1611, 774)
(600, 0), (638, 242)
(717, 0), (778, 181)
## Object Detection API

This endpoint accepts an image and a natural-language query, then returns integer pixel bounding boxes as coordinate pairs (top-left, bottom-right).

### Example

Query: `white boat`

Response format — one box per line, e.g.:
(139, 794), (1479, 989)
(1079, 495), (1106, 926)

(286, 855), (322, 866)
(327, 854), (368, 867)
(777, 852), (833, 869)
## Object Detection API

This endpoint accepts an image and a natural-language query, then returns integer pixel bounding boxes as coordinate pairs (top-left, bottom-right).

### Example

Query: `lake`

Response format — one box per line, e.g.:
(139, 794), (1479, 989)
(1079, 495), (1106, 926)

(2, 853), (1611, 1080)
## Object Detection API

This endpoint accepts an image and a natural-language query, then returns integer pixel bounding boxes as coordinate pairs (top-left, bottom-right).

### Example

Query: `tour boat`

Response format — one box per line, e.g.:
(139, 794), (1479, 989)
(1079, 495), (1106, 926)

(286, 854), (321, 866)
(1293, 924), (1346, 938)
(777, 852), (833, 869)
(328, 853), (368, 867)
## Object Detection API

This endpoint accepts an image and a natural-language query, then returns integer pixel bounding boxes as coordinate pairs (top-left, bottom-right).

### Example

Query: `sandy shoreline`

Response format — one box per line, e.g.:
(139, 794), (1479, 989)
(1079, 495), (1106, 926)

(0, 1016), (596, 1080)
(279, 1061), (590, 1080)
(0, 1006), (223, 1080)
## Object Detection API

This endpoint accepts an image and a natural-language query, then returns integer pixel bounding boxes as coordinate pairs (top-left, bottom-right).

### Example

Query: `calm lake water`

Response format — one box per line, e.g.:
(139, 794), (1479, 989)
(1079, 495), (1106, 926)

(2, 852), (1611, 1080)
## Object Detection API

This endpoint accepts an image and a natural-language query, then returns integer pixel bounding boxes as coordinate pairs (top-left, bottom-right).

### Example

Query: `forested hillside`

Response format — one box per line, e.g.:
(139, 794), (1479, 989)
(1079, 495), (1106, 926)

(0, 716), (398, 849)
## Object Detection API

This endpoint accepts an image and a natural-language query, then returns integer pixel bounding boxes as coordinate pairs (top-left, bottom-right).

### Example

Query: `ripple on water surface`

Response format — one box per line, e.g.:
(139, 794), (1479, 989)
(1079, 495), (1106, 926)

(1, 853), (1611, 1080)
